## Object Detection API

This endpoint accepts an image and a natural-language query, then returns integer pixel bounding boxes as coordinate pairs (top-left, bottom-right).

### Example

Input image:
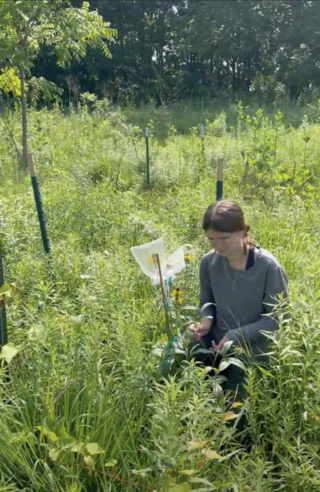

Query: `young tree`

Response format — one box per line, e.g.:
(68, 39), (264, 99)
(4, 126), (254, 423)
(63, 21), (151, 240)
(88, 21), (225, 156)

(0, 0), (116, 169)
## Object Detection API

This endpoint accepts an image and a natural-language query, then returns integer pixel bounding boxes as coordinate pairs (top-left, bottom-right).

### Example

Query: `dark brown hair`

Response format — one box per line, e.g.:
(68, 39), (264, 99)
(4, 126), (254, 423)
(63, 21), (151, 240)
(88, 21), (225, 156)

(202, 200), (250, 252)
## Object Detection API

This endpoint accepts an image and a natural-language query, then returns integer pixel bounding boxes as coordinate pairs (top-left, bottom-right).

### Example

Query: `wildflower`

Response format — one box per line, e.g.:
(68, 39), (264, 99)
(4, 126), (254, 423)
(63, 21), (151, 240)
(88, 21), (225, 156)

(171, 287), (182, 305)
(184, 254), (193, 263)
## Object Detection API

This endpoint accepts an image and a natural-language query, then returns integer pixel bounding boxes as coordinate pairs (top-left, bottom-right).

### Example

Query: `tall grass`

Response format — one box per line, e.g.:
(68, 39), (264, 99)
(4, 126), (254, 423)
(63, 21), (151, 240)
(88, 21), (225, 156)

(1, 101), (320, 490)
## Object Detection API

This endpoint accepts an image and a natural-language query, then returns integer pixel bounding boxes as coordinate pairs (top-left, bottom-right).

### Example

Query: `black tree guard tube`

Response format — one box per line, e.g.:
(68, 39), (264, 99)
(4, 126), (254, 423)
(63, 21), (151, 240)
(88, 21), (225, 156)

(216, 158), (224, 201)
(0, 252), (8, 346)
(28, 153), (50, 254)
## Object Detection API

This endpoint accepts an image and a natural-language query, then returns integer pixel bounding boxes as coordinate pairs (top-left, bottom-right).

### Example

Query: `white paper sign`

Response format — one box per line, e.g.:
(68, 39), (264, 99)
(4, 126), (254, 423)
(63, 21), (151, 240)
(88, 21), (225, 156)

(131, 238), (185, 285)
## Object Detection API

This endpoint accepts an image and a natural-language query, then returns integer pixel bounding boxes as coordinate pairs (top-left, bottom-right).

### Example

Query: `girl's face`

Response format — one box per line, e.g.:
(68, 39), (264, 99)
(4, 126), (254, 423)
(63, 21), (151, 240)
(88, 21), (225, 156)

(205, 228), (245, 257)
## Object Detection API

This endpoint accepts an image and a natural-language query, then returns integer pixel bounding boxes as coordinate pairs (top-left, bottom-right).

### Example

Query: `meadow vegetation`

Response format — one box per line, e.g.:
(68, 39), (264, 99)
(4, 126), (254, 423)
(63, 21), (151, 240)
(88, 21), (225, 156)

(1, 101), (320, 491)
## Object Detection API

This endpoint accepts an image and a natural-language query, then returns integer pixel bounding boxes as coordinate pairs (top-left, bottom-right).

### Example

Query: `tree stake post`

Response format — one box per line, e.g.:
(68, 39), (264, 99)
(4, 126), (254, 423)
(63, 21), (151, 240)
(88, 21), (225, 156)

(145, 127), (150, 186)
(216, 158), (224, 201)
(0, 252), (8, 347)
(28, 153), (50, 255)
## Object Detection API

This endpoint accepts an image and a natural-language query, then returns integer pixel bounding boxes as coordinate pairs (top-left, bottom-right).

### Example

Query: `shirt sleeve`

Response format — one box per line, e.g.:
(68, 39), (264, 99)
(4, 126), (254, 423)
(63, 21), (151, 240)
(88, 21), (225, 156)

(226, 260), (288, 343)
(198, 254), (216, 323)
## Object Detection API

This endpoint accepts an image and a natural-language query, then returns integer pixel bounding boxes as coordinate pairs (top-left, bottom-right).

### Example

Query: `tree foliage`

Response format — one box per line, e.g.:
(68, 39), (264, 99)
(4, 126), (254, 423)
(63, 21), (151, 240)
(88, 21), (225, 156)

(0, 0), (116, 168)
(30, 0), (320, 105)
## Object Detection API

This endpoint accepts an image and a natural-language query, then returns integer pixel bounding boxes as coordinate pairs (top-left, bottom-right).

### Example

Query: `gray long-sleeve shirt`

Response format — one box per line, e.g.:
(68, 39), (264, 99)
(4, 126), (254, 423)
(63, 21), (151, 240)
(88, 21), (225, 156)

(198, 247), (288, 356)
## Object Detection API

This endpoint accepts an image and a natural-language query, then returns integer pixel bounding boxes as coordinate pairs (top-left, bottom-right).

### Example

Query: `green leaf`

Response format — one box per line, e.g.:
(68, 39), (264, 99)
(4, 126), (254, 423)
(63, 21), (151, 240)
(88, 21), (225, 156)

(218, 360), (230, 372)
(204, 449), (223, 460)
(188, 439), (207, 451)
(152, 347), (164, 357)
(190, 477), (215, 488)
(104, 459), (117, 467)
(167, 348), (186, 356)
(68, 314), (85, 326)
(0, 344), (19, 364)
(0, 283), (11, 295)
(84, 455), (94, 469)
(220, 340), (233, 356)
(86, 442), (104, 455)
(35, 426), (58, 443)
(178, 470), (195, 476)
(58, 437), (77, 449)
(131, 467), (153, 478)
(49, 448), (60, 462)
(227, 357), (246, 371)
(223, 412), (238, 421)
(70, 442), (85, 453)
(167, 484), (190, 492)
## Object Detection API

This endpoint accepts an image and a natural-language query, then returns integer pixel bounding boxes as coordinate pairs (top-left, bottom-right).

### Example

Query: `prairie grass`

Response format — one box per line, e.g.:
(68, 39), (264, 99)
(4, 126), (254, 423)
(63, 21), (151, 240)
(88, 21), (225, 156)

(1, 102), (320, 491)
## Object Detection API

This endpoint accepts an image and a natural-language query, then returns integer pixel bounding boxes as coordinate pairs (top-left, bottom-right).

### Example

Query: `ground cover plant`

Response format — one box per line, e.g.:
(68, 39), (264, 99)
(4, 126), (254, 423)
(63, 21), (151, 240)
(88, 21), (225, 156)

(1, 102), (320, 491)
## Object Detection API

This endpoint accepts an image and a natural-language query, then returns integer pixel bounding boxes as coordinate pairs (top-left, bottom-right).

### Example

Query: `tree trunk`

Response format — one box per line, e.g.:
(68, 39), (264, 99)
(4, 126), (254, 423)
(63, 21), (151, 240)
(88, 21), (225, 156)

(232, 58), (236, 92)
(20, 65), (28, 169)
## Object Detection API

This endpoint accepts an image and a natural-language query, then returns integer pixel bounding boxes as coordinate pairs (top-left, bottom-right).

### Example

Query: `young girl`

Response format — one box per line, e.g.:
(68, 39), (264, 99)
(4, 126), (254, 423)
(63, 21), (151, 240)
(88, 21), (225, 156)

(190, 200), (288, 398)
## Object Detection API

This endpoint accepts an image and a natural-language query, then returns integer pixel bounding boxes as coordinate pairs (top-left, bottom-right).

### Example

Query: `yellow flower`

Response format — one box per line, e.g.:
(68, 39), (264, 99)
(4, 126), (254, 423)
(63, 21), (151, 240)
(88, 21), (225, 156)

(171, 287), (182, 305)
(171, 288), (180, 297)
(184, 254), (193, 263)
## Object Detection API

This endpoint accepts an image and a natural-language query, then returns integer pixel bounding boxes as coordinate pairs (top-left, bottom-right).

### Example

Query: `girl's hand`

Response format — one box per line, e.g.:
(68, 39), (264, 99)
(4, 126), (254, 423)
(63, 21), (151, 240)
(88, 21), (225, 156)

(188, 320), (212, 341)
(211, 336), (228, 353)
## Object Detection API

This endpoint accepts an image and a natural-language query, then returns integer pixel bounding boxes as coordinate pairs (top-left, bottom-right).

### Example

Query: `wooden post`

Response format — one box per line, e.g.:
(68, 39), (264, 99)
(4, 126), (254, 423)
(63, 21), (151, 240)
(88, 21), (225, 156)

(28, 153), (50, 254)
(145, 127), (150, 186)
(216, 158), (224, 201)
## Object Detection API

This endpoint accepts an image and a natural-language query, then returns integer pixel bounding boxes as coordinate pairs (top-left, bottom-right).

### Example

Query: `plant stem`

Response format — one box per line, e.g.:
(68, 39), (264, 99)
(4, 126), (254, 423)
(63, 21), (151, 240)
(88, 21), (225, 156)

(153, 253), (171, 339)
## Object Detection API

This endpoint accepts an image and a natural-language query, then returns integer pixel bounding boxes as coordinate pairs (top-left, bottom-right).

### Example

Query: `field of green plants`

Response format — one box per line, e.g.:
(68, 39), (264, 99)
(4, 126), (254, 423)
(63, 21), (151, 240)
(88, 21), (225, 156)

(2, 101), (320, 491)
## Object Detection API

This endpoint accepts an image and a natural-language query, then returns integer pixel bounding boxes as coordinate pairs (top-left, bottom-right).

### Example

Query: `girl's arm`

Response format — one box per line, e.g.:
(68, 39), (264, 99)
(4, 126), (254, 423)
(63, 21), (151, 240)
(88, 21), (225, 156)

(198, 254), (216, 325)
(226, 261), (288, 344)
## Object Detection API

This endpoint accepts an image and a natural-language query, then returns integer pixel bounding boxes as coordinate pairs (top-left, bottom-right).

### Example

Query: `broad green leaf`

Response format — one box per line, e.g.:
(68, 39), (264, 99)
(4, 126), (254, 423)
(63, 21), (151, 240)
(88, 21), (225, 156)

(48, 431), (59, 443)
(218, 360), (231, 372)
(49, 448), (60, 461)
(70, 442), (85, 453)
(84, 455), (94, 469)
(188, 439), (207, 451)
(167, 348), (186, 356)
(220, 340), (234, 356)
(35, 426), (58, 443)
(152, 347), (164, 357)
(227, 357), (246, 371)
(58, 437), (77, 449)
(0, 344), (19, 364)
(0, 283), (11, 295)
(86, 442), (104, 455)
